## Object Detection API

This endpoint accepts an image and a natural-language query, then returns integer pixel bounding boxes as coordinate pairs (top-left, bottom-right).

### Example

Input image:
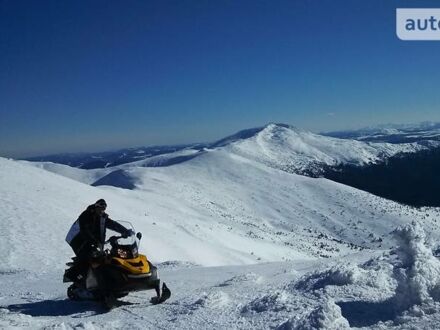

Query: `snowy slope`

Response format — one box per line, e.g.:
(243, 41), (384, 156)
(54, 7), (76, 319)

(22, 160), (108, 184)
(2, 132), (440, 329)
(121, 149), (440, 256)
(25, 124), (429, 178)
(21, 148), (204, 187)
(223, 124), (426, 175)
(2, 225), (440, 329)
(4, 126), (439, 269)
(0, 157), (308, 270)
(3, 151), (440, 269)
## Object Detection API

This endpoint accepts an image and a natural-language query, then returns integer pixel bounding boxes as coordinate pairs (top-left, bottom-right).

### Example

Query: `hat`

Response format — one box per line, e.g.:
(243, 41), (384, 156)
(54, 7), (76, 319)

(95, 199), (107, 208)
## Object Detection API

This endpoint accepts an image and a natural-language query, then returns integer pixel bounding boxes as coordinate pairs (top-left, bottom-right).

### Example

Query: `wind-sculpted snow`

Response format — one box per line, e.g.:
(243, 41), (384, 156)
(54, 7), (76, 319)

(241, 290), (293, 314)
(280, 298), (350, 330)
(392, 221), (440, 308)
(282, 222), (440, 329)
(293, 264), (360, 291)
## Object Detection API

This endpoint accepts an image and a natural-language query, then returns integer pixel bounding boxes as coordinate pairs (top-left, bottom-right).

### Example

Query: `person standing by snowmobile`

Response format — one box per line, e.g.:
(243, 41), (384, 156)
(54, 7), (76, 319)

(65, 199), (132, 275)
(64, 199), (171, 307)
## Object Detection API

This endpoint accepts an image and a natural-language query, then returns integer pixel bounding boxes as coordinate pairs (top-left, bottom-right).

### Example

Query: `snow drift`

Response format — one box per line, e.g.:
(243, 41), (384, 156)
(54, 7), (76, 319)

(393, 221), (440, 309)
(283, 221), (440, 328)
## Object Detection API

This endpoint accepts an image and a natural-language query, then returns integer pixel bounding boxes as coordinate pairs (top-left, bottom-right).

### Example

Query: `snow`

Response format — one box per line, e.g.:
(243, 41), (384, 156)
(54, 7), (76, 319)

(22, 160), (108, 185)
(392, 222), (440, 309)
(285, 298), (350, 330)
(1, 124), (440, 329)
(25, 124), (429, 179)
(224, 124), (425, 175)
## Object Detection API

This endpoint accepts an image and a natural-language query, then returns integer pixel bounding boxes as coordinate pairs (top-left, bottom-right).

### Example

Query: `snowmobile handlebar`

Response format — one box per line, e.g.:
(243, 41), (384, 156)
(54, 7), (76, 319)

(105, 230), (139, 246)
(106, 235), (123, 247)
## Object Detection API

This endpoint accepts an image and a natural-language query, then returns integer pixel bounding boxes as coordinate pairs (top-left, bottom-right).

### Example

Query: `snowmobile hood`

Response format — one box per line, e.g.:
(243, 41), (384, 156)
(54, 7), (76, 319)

(110, 254), (151, 275)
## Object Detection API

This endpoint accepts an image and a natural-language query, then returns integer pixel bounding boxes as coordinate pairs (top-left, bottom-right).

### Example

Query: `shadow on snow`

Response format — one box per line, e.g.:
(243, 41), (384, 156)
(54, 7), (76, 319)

(4, 299), (133, 317)
(337, 298), (399, 327)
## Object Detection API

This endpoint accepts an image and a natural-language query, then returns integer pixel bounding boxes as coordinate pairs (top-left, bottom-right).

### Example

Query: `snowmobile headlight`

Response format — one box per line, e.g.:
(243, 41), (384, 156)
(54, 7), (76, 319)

(117, 248), (128, 259)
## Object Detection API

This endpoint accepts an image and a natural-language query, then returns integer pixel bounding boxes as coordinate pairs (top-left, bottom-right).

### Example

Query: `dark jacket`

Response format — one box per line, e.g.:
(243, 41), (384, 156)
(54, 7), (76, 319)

(69, 204), (129, 257)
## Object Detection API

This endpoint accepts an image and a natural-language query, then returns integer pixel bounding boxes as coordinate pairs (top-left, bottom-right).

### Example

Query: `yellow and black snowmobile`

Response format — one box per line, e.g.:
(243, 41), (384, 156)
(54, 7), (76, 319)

(63, 221), (170, 308)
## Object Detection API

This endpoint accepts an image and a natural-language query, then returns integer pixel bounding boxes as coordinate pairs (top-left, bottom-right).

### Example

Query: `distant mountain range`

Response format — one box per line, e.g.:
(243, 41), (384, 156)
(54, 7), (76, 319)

(25, 122), (440, 171)
(322, 121), (440, 144)
(24, 122), (440, 207)
(25, 144), (200, 169)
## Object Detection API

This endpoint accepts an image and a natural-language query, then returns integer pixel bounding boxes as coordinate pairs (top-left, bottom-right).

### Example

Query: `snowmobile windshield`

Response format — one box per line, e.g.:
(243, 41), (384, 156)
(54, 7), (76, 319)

(105, 221), (139, 259)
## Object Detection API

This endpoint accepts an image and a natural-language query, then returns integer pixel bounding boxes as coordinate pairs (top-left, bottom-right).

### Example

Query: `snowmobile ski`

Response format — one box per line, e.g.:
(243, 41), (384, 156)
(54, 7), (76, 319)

(150, 282), (171, 305)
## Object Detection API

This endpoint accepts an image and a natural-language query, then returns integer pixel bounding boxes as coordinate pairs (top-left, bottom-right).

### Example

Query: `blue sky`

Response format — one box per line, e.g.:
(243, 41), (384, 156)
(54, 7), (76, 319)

(1, 0), (440, 158)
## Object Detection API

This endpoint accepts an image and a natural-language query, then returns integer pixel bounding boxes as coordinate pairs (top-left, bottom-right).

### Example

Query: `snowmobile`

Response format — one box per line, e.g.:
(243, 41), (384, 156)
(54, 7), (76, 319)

(63, 221), (171, 309)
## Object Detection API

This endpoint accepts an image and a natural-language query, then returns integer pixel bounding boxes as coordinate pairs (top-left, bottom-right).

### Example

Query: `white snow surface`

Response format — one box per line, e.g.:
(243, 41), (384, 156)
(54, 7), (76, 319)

(223, 124), (424, 174)
(29, 124), (427, 181)
(22, 160), (107, 185)
(1, 126), (440, 329)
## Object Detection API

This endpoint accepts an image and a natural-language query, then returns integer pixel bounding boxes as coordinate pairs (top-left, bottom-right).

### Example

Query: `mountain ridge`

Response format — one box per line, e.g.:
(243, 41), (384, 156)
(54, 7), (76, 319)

(24, 123), (433, 175)
(323, 121), (440, 144)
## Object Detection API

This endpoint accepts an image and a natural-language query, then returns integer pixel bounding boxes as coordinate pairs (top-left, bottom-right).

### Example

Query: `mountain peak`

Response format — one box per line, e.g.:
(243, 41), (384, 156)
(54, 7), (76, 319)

(210, 126), (265, 148)
(261, 122), (306, 135)
(265, 122), (291, 129)
(210, 123), (298, 148)
(218, 122), (424, 176)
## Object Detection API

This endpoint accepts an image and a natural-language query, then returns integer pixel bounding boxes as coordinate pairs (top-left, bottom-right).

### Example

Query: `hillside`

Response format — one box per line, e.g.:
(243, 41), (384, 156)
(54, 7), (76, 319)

(220, 124), (425, 175)
(24, 124), (429, 177)
(2, 124), (440, 329)
(2, 155), (440, 329)
(3, 150), (440, 271)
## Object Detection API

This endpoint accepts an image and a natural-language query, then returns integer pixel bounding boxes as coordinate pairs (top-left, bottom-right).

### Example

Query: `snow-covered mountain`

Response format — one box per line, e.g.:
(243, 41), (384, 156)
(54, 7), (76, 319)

(216, 123), (427, 175)
(25, 123), (431, 180)
(26, 123), (439, 209)
(2, 123), (440, 329)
